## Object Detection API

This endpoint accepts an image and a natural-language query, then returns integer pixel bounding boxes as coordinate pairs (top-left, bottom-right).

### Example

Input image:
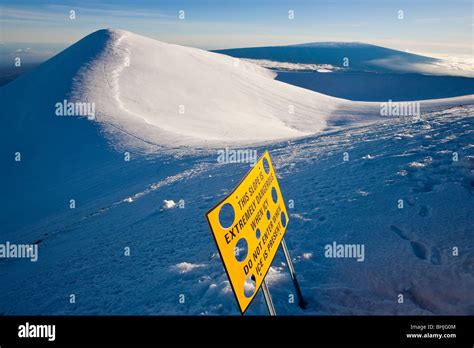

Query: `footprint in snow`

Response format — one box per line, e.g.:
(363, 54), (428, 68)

(390, 225), (442, 265)
(418, 205), (430, 217)
(410, 241), (428, 260)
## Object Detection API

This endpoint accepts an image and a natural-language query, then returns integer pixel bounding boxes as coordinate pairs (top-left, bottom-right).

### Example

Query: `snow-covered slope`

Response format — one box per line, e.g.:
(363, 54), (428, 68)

(1, 105), (472, 315)
(2, 29), (473, 151)
(275, 71), (474, 102)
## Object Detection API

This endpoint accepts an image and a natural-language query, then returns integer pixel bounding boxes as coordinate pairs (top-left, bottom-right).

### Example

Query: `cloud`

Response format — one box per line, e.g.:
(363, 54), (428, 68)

(414, 17), (442, 24)
(45, 4), (172, 19)
(0, 4), (171, 24)
(414, 15), (470, 24)
(14, 48), (33, 53)
(369, 56), (474, 78)
(1, 8), (60, 21)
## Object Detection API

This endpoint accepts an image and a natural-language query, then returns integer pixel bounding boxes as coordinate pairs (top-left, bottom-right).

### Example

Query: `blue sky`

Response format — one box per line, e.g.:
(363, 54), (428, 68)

(1, 0), (473, 57)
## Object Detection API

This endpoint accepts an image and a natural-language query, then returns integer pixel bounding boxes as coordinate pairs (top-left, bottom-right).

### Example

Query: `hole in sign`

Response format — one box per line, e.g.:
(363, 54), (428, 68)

(234, 238), (248, 262)
(263, 157), (270, 174)
(219, 202), (235, 229)
(271, 187), (278, 204)
(266, 210), (271, 220)
(281, 212), (287, 228)
(255, 228), (261, 240)
(244, 274), (256, 298)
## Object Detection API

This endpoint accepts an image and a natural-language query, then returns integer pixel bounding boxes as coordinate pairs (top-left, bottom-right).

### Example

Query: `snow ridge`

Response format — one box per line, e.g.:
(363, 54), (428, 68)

(4, 29), (474, 151)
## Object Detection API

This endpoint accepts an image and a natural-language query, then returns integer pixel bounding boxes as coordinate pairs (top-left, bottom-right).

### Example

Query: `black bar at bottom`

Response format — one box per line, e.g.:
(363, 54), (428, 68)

(0, 316), (472, 345)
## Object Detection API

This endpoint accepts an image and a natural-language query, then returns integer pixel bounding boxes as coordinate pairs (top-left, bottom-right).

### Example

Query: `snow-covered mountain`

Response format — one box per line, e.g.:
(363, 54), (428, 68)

(215, 42), (474, 77)
(2, 29), (472, 151)
(2, 28), (472, 232)
(0, 29), (473, 316)
(215, 42), (474, 101)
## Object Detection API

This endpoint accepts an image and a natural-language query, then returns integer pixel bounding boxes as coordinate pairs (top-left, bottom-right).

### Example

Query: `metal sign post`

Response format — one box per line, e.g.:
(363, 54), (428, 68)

(281, 238), (307, 309)
(261, 237), (307, 316)
(261, 278), (276, 316)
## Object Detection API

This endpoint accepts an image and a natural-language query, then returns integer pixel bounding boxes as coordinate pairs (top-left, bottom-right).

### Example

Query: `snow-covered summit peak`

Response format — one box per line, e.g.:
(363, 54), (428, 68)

(2, 30), (472, 151)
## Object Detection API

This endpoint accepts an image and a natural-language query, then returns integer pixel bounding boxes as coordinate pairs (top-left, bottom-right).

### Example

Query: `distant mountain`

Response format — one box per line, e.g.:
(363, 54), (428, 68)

(214, 42), (448, 75)
(215, 42), (474, 100)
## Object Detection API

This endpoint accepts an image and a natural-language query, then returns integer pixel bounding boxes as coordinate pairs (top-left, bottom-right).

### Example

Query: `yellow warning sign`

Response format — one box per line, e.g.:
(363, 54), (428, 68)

(206, 151), (289, 314)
